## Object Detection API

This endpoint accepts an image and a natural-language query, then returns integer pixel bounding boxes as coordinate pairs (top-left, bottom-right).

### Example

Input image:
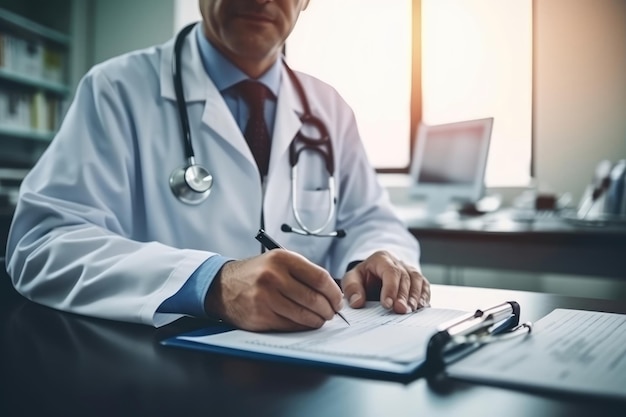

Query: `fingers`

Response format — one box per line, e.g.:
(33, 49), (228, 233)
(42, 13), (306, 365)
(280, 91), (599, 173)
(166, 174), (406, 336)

(207, 247), (429, 331)
(269, 287), (333, 329)
(207, 250), (343, 332)
(280, 250), (343, 311)
(378, 258), (410, 314)
(341, 273), (367, 309)
(380, 256), (430, 313)
(342, 251), (430, 314)
(418, 278), (431, 308)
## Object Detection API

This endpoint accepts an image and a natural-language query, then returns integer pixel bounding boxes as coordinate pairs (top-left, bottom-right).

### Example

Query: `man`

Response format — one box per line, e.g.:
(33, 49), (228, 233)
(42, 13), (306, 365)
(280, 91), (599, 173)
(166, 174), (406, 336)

(5, 0), (430, 331)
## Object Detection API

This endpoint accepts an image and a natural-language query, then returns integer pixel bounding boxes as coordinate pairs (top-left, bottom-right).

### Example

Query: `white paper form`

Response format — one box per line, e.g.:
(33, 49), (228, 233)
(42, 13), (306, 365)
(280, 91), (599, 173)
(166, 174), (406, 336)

(448, 309), (626, 400)
(179, 303), (466, 373)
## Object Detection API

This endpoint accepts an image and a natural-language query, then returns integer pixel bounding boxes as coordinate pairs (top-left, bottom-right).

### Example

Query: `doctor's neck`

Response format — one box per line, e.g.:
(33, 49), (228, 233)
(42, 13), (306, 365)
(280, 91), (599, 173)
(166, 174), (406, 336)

(201, 27), (285, 79)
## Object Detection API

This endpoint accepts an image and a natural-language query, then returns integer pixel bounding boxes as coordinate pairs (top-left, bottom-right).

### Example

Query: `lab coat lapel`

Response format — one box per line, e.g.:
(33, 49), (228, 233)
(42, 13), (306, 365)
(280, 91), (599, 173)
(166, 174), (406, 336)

(269, 67), (304, 178)
(263, 68), (304, 234)
(159, 24), (256, 167)
(160, 24), (209, 103)
(201, 85), (251, 161)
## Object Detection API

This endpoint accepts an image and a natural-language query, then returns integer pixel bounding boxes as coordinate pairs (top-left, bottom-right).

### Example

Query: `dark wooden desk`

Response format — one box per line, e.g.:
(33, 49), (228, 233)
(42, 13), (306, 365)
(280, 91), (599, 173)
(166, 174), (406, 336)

(1, 284), (624, 417)
(401, 208), (626, 279)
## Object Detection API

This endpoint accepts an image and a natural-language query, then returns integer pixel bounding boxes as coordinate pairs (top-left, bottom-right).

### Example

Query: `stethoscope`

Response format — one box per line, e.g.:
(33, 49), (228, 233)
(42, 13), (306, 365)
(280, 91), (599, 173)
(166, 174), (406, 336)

(168, 23), (345, 238)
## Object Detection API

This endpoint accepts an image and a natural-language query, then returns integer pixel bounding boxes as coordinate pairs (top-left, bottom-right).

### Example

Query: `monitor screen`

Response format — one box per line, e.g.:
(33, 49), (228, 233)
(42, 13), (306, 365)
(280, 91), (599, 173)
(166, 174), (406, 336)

(409, 118), (493, 214)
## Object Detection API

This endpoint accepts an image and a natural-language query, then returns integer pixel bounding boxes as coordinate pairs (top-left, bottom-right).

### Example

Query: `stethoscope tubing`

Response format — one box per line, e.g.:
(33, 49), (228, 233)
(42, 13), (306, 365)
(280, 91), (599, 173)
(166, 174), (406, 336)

(169, 23), (344, 237)
(172, 23), (196, 164)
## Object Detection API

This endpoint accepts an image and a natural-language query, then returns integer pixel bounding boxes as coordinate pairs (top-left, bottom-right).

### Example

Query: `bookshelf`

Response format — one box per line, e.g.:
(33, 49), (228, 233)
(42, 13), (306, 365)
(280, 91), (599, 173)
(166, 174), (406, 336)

(0, 5), (71, 206)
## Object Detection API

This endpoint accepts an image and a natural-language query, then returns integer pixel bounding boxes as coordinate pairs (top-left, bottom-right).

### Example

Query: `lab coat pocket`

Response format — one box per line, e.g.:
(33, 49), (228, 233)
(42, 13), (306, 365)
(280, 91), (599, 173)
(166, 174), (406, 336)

(294, 188), (335, 233)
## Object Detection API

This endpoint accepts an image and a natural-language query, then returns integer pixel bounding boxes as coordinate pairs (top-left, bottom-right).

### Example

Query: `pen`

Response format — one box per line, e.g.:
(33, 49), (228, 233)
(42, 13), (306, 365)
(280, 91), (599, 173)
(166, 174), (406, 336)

(255, 229), (350, 326)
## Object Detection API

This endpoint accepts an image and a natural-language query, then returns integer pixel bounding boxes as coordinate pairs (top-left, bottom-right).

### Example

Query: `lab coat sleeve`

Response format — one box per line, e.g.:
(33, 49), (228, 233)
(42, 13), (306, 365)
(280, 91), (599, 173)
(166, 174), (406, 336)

(327, 97), (420, 277)
(5, 70), (213, 327)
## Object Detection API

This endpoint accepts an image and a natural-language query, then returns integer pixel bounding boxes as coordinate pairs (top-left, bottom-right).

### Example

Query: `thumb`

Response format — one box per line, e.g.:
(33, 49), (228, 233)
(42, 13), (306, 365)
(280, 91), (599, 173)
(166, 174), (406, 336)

(341, 270), (367, 309)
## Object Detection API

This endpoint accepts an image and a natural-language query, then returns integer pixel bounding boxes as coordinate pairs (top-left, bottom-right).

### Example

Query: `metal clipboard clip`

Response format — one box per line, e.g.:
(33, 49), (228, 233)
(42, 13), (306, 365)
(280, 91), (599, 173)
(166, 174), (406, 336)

(425, 301), (532, 373)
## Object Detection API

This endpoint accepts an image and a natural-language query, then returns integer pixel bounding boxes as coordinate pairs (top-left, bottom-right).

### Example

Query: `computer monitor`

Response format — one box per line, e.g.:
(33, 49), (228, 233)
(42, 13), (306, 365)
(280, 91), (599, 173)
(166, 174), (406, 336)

(408, 117), (493, 215)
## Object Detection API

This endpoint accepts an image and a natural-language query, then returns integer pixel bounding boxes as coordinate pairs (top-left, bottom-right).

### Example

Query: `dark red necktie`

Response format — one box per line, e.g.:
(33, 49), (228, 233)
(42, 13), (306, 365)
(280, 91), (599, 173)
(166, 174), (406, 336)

(235, 80), (271, 177)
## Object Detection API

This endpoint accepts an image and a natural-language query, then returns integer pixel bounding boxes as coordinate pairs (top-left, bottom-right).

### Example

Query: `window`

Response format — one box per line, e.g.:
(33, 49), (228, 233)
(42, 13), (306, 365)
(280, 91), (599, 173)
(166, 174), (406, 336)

(421, 0), (532, 186)
(174, 0), (533, 186)
(287, 0), (413, 170)
(174, 0), (412, 170)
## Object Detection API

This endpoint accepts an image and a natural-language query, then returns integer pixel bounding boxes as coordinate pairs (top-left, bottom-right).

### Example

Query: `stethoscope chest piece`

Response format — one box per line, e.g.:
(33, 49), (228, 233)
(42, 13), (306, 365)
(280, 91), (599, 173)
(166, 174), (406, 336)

(167, 24), (344, 238)
(169, 162), (213, 205)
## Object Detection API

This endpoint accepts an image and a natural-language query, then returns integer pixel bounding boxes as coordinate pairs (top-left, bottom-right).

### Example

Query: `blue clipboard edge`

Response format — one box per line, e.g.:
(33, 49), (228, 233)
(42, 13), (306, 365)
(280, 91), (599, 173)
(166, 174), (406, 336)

(159, 325), (425, 381)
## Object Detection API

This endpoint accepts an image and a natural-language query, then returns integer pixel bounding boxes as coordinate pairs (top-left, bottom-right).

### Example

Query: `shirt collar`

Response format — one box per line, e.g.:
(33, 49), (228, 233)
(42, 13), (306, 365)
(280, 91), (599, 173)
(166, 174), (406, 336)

(195, 26), (281, 97)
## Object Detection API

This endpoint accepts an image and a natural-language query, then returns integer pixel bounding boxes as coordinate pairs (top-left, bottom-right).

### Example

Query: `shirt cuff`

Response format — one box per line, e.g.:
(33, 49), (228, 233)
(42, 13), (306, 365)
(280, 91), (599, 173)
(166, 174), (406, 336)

(157, 255), (233, 317)
(346, 260), (362, 272)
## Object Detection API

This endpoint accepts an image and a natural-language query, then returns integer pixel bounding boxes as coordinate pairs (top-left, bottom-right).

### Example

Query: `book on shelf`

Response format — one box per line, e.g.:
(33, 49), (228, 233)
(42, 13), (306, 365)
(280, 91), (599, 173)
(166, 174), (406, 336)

(0, 88), (65, 133)
(0, 31), (65, 84)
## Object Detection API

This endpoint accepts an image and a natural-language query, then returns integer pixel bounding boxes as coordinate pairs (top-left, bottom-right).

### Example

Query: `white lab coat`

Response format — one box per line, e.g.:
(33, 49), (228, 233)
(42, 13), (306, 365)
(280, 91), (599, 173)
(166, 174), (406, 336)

(5, 25), (419, 327)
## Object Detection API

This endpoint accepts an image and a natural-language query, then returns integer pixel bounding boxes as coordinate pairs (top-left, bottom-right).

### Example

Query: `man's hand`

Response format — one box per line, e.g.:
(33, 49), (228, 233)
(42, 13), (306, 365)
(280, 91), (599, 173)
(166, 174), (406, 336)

(341, 251), (430, 314)
(204, 250), (343, 332)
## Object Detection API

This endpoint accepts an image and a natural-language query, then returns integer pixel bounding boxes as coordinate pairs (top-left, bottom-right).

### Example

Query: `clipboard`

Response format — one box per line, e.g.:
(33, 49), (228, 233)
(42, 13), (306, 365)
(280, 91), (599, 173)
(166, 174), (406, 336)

(424, 301), (532, 373)
(442, 308), (626, 401)
(160, 301), (531, 379)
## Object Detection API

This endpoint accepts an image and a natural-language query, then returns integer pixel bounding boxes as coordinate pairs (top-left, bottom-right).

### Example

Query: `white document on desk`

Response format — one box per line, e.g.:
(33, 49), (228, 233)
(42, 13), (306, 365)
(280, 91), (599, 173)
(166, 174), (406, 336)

(448, 308), (626, 400)
(178, 303), (466, 374)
